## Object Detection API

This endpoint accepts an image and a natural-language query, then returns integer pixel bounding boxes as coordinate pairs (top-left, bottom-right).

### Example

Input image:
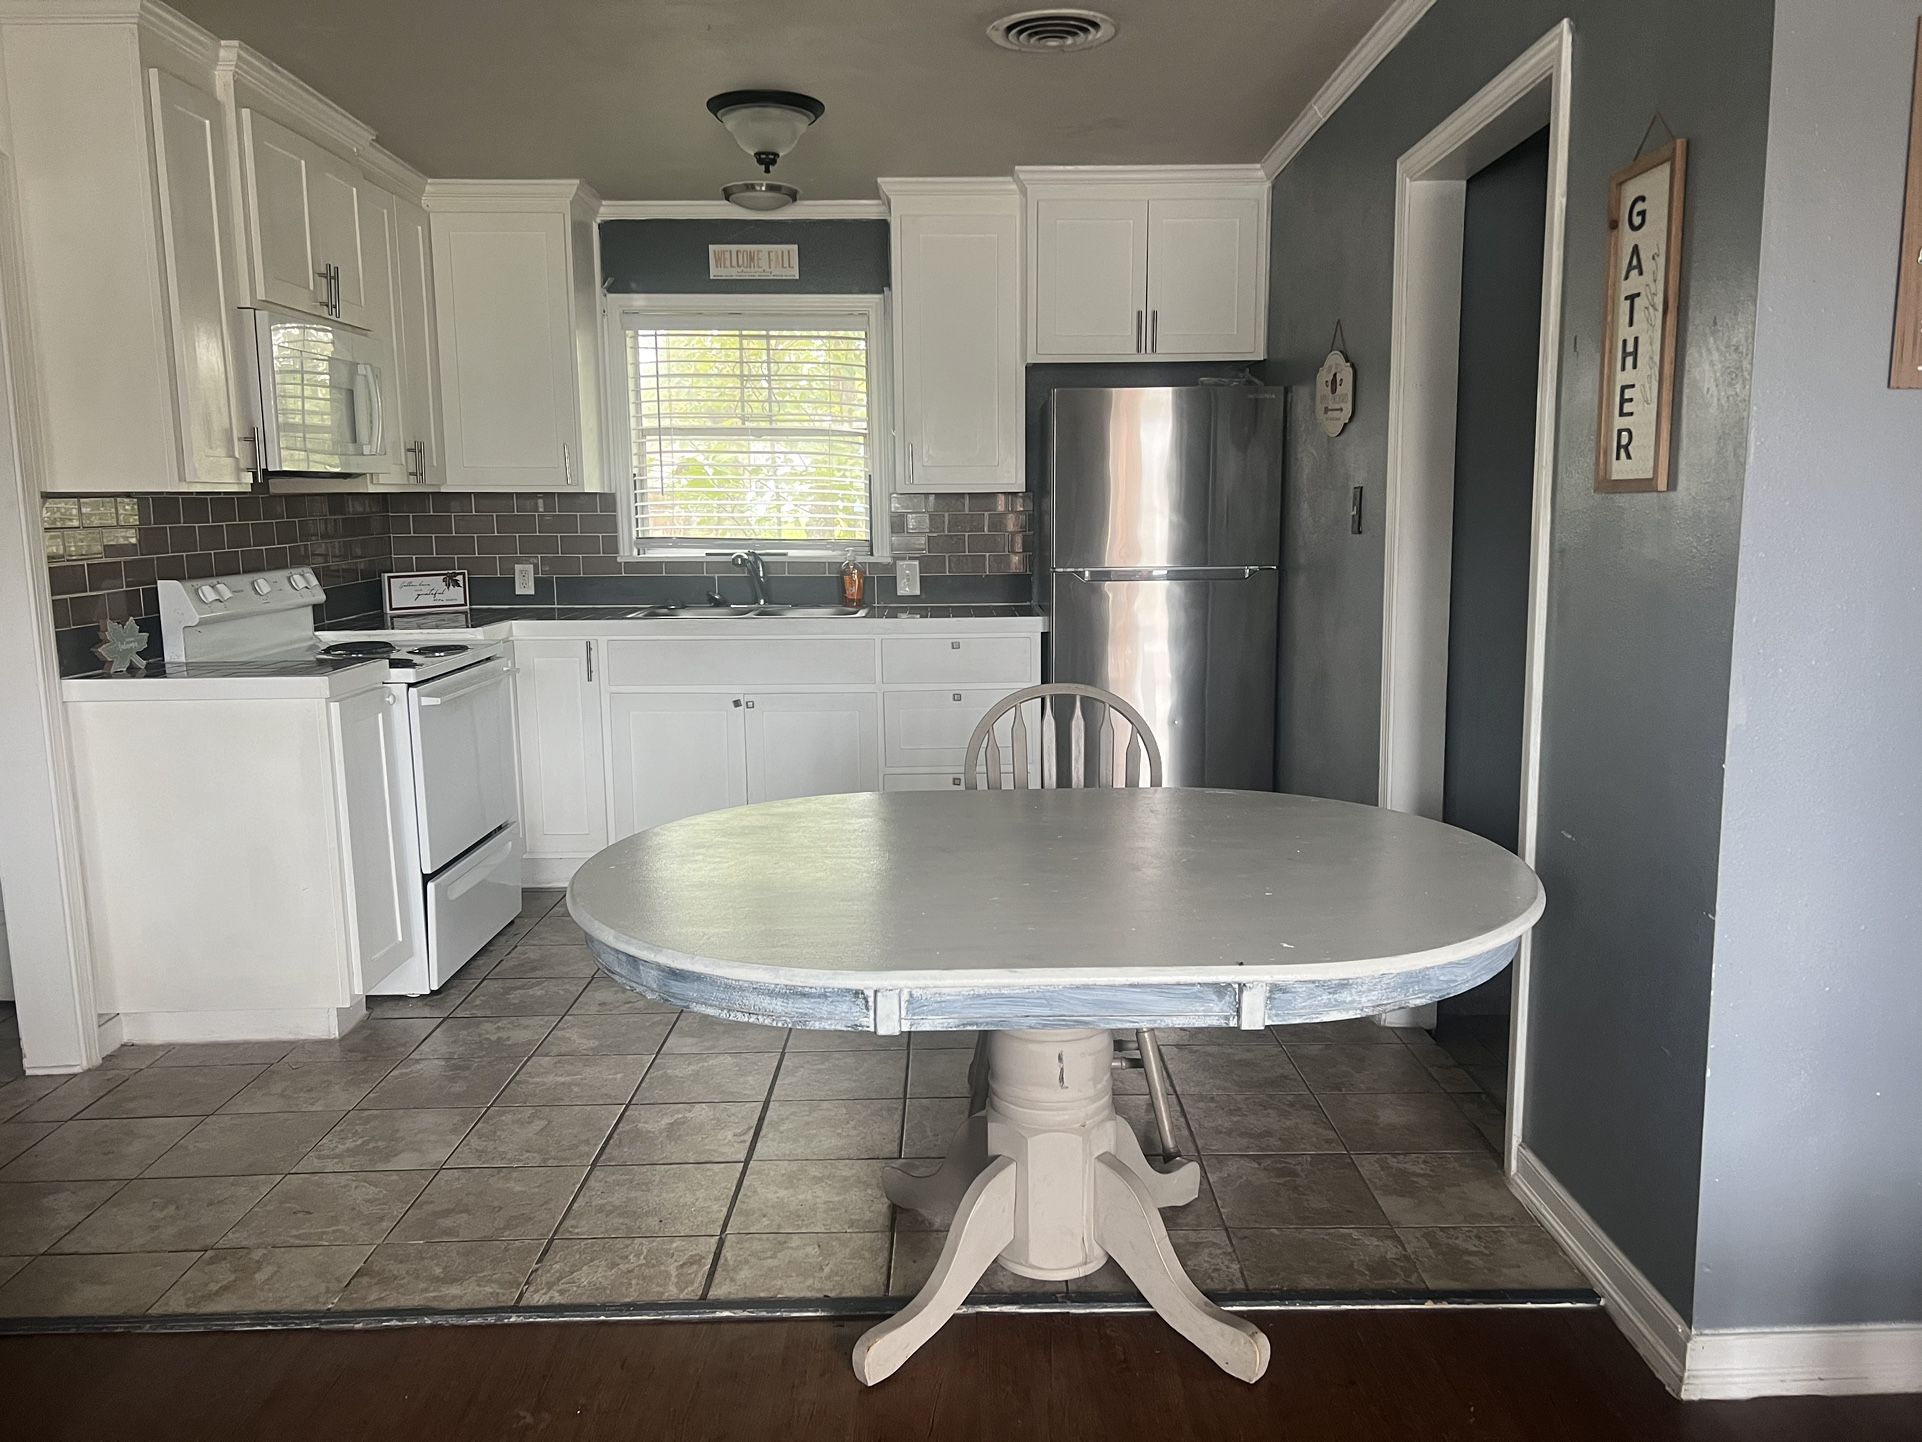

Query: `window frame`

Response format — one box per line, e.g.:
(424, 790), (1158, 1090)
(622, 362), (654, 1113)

(604, 292), (893, 560)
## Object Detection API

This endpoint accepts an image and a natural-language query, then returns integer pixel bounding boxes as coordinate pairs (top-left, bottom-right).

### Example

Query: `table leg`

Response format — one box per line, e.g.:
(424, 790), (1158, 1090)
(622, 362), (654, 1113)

(857, 1027), (1266, 1386)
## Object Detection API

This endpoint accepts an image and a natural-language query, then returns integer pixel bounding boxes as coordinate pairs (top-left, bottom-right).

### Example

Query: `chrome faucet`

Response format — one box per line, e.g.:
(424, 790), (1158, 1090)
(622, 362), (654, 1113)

(729, 550), (771, 607)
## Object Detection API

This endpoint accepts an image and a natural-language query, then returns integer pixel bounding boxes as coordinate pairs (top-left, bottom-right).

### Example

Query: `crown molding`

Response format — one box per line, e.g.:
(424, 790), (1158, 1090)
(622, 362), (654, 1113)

(425, 179), (601, 214)
(357, 142), (429, 203)
(1013, 163), (1268, 191)
(599, 198), (887, 221)
(877, 177), (1019, 198)
(1262, 0), (1436, 178)
(215, 39), (374, 156)
(0, 0), (215, 64)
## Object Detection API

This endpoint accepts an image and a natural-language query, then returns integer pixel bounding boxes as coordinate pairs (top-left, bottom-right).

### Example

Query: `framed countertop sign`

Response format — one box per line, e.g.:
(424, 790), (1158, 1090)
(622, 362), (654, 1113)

(1596, 139), (1688, 493)
(1891, 21), (1922, 389)
(385, 569), (469, 615)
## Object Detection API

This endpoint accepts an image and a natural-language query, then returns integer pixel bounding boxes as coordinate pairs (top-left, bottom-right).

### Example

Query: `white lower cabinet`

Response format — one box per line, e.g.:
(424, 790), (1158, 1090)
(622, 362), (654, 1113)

(608, 692), (748, 839)
(743, 692), (881, 804)
(514, 639), (607, 860)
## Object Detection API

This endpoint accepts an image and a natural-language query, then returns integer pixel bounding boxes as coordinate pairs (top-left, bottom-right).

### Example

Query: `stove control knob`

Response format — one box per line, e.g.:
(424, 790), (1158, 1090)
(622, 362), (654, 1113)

(250, 578), (272, 596)
(195, 584), (218, 604)
(288, 573), (307, 591)
(212, 583), (233, 601)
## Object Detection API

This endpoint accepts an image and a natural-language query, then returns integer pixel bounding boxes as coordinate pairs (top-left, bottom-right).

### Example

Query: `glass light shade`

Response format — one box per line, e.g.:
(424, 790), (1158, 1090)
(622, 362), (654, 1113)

(721, 181), (800, 211)
(706, 91), (825, 171)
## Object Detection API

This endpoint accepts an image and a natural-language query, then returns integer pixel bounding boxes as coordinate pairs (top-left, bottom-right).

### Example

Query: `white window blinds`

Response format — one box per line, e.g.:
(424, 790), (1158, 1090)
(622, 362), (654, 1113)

(624, 316), (873, 548)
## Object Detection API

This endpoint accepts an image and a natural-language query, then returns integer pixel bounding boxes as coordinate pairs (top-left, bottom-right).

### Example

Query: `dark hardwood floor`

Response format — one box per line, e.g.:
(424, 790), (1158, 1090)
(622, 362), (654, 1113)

(4, 1309), (1919, 1441)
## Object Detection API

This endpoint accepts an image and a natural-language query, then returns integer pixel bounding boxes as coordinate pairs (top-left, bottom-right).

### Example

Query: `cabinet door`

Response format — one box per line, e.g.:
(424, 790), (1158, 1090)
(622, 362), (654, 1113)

(241, 109), (329, 318)
(433, 210), (580, 489)
(146, 70), (244, 488)
(1032, 199), (1148, 358)
(896, 210), (1022, 491)
(607, 692), (747, 840)
(394, 197), (444, 485)
(354, 186), (402, 477)
(332, 686), (418, 994)
(1145, 196), (1263, 357)
(514, 639), (608, 857)
(743, 691), (881, 803)
(310, 148), (368, 328)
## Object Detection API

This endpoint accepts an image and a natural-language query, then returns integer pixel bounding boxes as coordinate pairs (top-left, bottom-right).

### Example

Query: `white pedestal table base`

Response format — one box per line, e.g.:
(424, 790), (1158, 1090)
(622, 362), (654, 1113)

(856, 1027), (1271, 1386)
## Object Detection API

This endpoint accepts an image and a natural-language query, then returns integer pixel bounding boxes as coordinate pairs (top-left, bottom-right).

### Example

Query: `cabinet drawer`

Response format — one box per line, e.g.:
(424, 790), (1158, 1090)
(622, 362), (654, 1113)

(882, 688), (1042, 773)
(879, 636), (1032, 685)
(883, 771), (968, 792)
(604, 637), (877, 688)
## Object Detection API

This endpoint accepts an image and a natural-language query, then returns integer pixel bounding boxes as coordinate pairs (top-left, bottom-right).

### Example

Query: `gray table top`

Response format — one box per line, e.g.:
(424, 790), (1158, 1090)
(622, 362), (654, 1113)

(568, 790), (1545, 1000)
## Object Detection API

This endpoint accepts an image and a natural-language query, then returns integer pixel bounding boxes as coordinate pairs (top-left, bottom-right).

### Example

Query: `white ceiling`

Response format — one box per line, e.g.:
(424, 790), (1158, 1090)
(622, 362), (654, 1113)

(168, 0), (1393, 199)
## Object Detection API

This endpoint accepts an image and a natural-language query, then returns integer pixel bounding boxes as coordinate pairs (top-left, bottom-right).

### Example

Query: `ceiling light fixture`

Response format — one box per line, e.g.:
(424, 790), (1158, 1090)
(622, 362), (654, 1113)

(721, 180), (801, 213)
(706, 89), (826, 174)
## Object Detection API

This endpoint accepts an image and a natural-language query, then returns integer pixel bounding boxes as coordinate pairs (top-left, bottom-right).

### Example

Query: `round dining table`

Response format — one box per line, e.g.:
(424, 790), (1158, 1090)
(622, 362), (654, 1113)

(567, 787), (1545, 1385)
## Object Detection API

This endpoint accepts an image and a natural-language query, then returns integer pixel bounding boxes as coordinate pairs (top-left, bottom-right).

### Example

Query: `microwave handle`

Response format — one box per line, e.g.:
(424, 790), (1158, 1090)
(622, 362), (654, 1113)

(354, 359), (385, 458)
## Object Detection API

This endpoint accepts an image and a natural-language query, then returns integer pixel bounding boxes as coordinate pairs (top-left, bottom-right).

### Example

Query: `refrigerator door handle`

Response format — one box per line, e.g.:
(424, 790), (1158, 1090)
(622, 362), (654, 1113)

(1059, 565), (1276, 582)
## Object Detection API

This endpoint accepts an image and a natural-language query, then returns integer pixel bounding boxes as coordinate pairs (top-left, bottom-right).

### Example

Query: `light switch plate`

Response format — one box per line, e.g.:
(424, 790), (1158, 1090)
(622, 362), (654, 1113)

(513, 562), (536, 595)
(895, 558), (921, 596)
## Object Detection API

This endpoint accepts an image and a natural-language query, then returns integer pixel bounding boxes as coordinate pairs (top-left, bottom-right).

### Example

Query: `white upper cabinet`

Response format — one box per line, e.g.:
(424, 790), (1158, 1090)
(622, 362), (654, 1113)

(428, 184), (603, 490)
(1020, 169), (1269, 363)
(351, 185), (403, 479)
(391, 197), (444, 486)
(883, 180), (1024, 493)
(1032, 198), (1149, 358)
(1145, 197), (1263, 356)
(0, 16), (248, 491)
(240, 108), (369, 327)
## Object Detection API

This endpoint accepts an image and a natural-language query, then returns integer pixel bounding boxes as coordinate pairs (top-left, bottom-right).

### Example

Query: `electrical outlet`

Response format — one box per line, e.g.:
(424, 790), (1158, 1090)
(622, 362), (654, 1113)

(895, 558), (921, 596)
(513, 562), (536, 595)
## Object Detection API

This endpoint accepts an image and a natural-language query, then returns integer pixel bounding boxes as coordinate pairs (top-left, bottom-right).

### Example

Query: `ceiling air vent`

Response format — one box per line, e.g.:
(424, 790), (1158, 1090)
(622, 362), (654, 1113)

(987, 9), (1117, 53)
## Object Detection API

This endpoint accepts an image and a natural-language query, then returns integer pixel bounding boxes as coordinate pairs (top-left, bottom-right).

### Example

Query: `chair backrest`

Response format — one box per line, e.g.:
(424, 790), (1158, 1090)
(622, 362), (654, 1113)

(962, 683), (1163, 790)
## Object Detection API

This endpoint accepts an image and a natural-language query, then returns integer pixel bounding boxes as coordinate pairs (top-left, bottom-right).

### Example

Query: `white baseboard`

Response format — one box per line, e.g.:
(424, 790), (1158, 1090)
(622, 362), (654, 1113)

(523, 855), (583, 889)
(117, 1002), (366, 1045)
(95, 1011), (125, 1054)
(1684, 1325), (1922, 1400)
(1510, 1143), (1690, 1394)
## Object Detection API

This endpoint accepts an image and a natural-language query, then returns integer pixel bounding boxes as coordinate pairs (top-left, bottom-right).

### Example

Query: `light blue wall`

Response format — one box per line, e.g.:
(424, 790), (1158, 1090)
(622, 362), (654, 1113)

(1259, 0), (1775, 1320)
(1694, 0), (1922, 1331)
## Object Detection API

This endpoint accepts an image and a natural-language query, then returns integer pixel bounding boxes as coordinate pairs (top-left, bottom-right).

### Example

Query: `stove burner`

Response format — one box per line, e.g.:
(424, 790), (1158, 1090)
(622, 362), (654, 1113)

(322, 640), (396, 657)
(411, 644), (470, 658)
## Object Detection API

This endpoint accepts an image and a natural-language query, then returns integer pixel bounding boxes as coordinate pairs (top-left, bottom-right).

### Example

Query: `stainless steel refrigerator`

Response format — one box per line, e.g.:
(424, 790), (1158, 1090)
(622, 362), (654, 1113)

(1042, 385), (1283, 790)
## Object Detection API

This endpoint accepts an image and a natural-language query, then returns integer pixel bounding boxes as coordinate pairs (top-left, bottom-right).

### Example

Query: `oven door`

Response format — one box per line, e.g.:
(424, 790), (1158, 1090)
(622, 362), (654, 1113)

(408, 658), (519, 873)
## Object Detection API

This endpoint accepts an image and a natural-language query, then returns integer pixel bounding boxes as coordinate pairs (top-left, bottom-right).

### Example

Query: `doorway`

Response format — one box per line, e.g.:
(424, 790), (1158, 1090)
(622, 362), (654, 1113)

(1434, 128), (1552, 1097)
(1376, 25), (1572, 1169)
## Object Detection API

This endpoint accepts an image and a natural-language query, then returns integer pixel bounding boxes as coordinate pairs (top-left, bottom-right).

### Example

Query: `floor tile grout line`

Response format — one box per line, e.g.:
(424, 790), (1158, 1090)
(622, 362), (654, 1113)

(694, 1028), (795, 1301)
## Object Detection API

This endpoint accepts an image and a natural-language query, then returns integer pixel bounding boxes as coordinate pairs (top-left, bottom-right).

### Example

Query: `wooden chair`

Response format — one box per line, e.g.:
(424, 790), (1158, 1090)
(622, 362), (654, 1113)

(960, 684), (1182, 1165)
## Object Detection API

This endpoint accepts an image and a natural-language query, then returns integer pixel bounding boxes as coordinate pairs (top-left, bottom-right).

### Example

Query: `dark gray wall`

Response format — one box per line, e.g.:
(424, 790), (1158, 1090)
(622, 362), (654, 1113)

(1694, 0), (1922, 1331)
(1443, 128), (1548, 856)
(1259, 0), (1774, 1319)
(600, 219), (889, 293)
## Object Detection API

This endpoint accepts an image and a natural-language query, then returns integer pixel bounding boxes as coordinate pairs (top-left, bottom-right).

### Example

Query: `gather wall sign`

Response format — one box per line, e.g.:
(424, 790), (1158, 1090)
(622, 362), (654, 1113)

(1595, 137), (1688, 494)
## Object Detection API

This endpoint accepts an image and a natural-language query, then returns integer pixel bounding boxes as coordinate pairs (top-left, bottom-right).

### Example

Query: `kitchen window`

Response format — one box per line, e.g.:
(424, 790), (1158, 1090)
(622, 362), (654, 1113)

(611, 296), (889, 557)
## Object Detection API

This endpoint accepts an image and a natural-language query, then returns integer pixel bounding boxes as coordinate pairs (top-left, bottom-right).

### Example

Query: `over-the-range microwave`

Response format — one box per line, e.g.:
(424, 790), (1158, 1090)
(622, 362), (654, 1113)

(249, 305), (394, 477)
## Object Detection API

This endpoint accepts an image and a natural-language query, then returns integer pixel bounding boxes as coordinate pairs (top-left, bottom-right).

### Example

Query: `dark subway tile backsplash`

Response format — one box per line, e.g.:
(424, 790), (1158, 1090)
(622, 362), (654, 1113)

(46, 488), (1035, 675)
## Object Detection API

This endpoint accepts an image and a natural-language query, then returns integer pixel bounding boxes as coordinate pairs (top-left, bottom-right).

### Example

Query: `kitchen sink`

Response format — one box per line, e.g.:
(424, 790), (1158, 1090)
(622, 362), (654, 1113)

(738, 605), (870, 618)
(619, 604), (869, 619)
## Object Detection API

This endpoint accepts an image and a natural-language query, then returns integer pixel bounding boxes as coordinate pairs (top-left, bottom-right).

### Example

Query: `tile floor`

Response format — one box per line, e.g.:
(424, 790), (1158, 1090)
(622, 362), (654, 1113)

(0, 894), (1582, 1320)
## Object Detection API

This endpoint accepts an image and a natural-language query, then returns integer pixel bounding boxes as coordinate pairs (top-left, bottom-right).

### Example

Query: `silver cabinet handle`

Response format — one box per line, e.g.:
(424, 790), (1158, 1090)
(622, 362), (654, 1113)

(1134, 309), (1144, 353)
(315, 265), (333, 314)
(744, 699), (756, 709)
(952, 693), (962, 702)
(907, 441), (915, 480)
(562, 442), (574, 486)
(1150, 309), (1159, 353)
(583, 640), (594, 682)
(331, 264), (341, 316)
(731, 697), (743, 708)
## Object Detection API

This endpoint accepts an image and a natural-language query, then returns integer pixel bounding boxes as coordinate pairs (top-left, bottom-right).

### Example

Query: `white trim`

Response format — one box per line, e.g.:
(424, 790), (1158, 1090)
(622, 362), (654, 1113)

(0, 159), (102, 1074)
(95, 1011), (124, 1057)
(425, 179), (601, 214)
(117, 1002), (366, 1044)
(1372, 23), (1571, 1167)
(1013, 163), (1269, 190)
(213, 39), (373, 159)
(599, 199), (887, 222)
(1511, 1144), (1691, 1395)
(356, 142), (429, 204)
(1683, 1325), (1922, 1401)
(1262, 0), (1438, 178)
(603, 292), (893, 561)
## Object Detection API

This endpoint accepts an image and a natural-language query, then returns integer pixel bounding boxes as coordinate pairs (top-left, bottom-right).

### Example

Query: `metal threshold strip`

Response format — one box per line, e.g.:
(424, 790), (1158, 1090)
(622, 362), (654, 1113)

(0, 1288), (1600, 1338)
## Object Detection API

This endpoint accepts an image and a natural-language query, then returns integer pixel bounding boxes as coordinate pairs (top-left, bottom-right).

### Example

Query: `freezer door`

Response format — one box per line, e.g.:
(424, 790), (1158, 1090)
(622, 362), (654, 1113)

(1048, 386), (1283, 570)
(1050, 571), (1277, 790)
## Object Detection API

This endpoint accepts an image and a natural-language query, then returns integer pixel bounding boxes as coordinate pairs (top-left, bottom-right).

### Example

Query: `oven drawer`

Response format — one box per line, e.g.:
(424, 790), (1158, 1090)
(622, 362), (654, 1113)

(426, 827), (521, 987)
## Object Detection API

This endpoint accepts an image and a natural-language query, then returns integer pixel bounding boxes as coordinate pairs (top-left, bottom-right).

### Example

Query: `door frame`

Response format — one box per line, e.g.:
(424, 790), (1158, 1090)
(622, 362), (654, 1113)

(1376, 22), (1573, 1169)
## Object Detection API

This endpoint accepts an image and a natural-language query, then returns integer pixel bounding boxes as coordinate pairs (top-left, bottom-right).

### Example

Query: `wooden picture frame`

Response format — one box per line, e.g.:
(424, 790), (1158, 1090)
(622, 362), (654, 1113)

(1596, 139), (1688, 493)
(1891, 21), (1922, 389)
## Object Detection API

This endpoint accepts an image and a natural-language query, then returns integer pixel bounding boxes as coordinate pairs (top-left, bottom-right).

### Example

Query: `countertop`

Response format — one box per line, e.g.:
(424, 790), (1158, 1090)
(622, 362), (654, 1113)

(62, 654), (390, 701)
(319, 603), (1047, 642)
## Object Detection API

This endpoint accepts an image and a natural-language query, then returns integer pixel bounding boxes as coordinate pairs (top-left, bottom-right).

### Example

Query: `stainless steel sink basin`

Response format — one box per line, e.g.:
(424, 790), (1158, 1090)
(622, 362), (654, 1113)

(739, 605), (869, 618)
(619, 604), (868, 619)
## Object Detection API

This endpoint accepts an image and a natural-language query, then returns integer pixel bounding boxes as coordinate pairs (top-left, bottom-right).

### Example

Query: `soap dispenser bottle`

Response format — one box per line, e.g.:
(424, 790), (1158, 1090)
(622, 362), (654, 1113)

(840, 549), (868, 608)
